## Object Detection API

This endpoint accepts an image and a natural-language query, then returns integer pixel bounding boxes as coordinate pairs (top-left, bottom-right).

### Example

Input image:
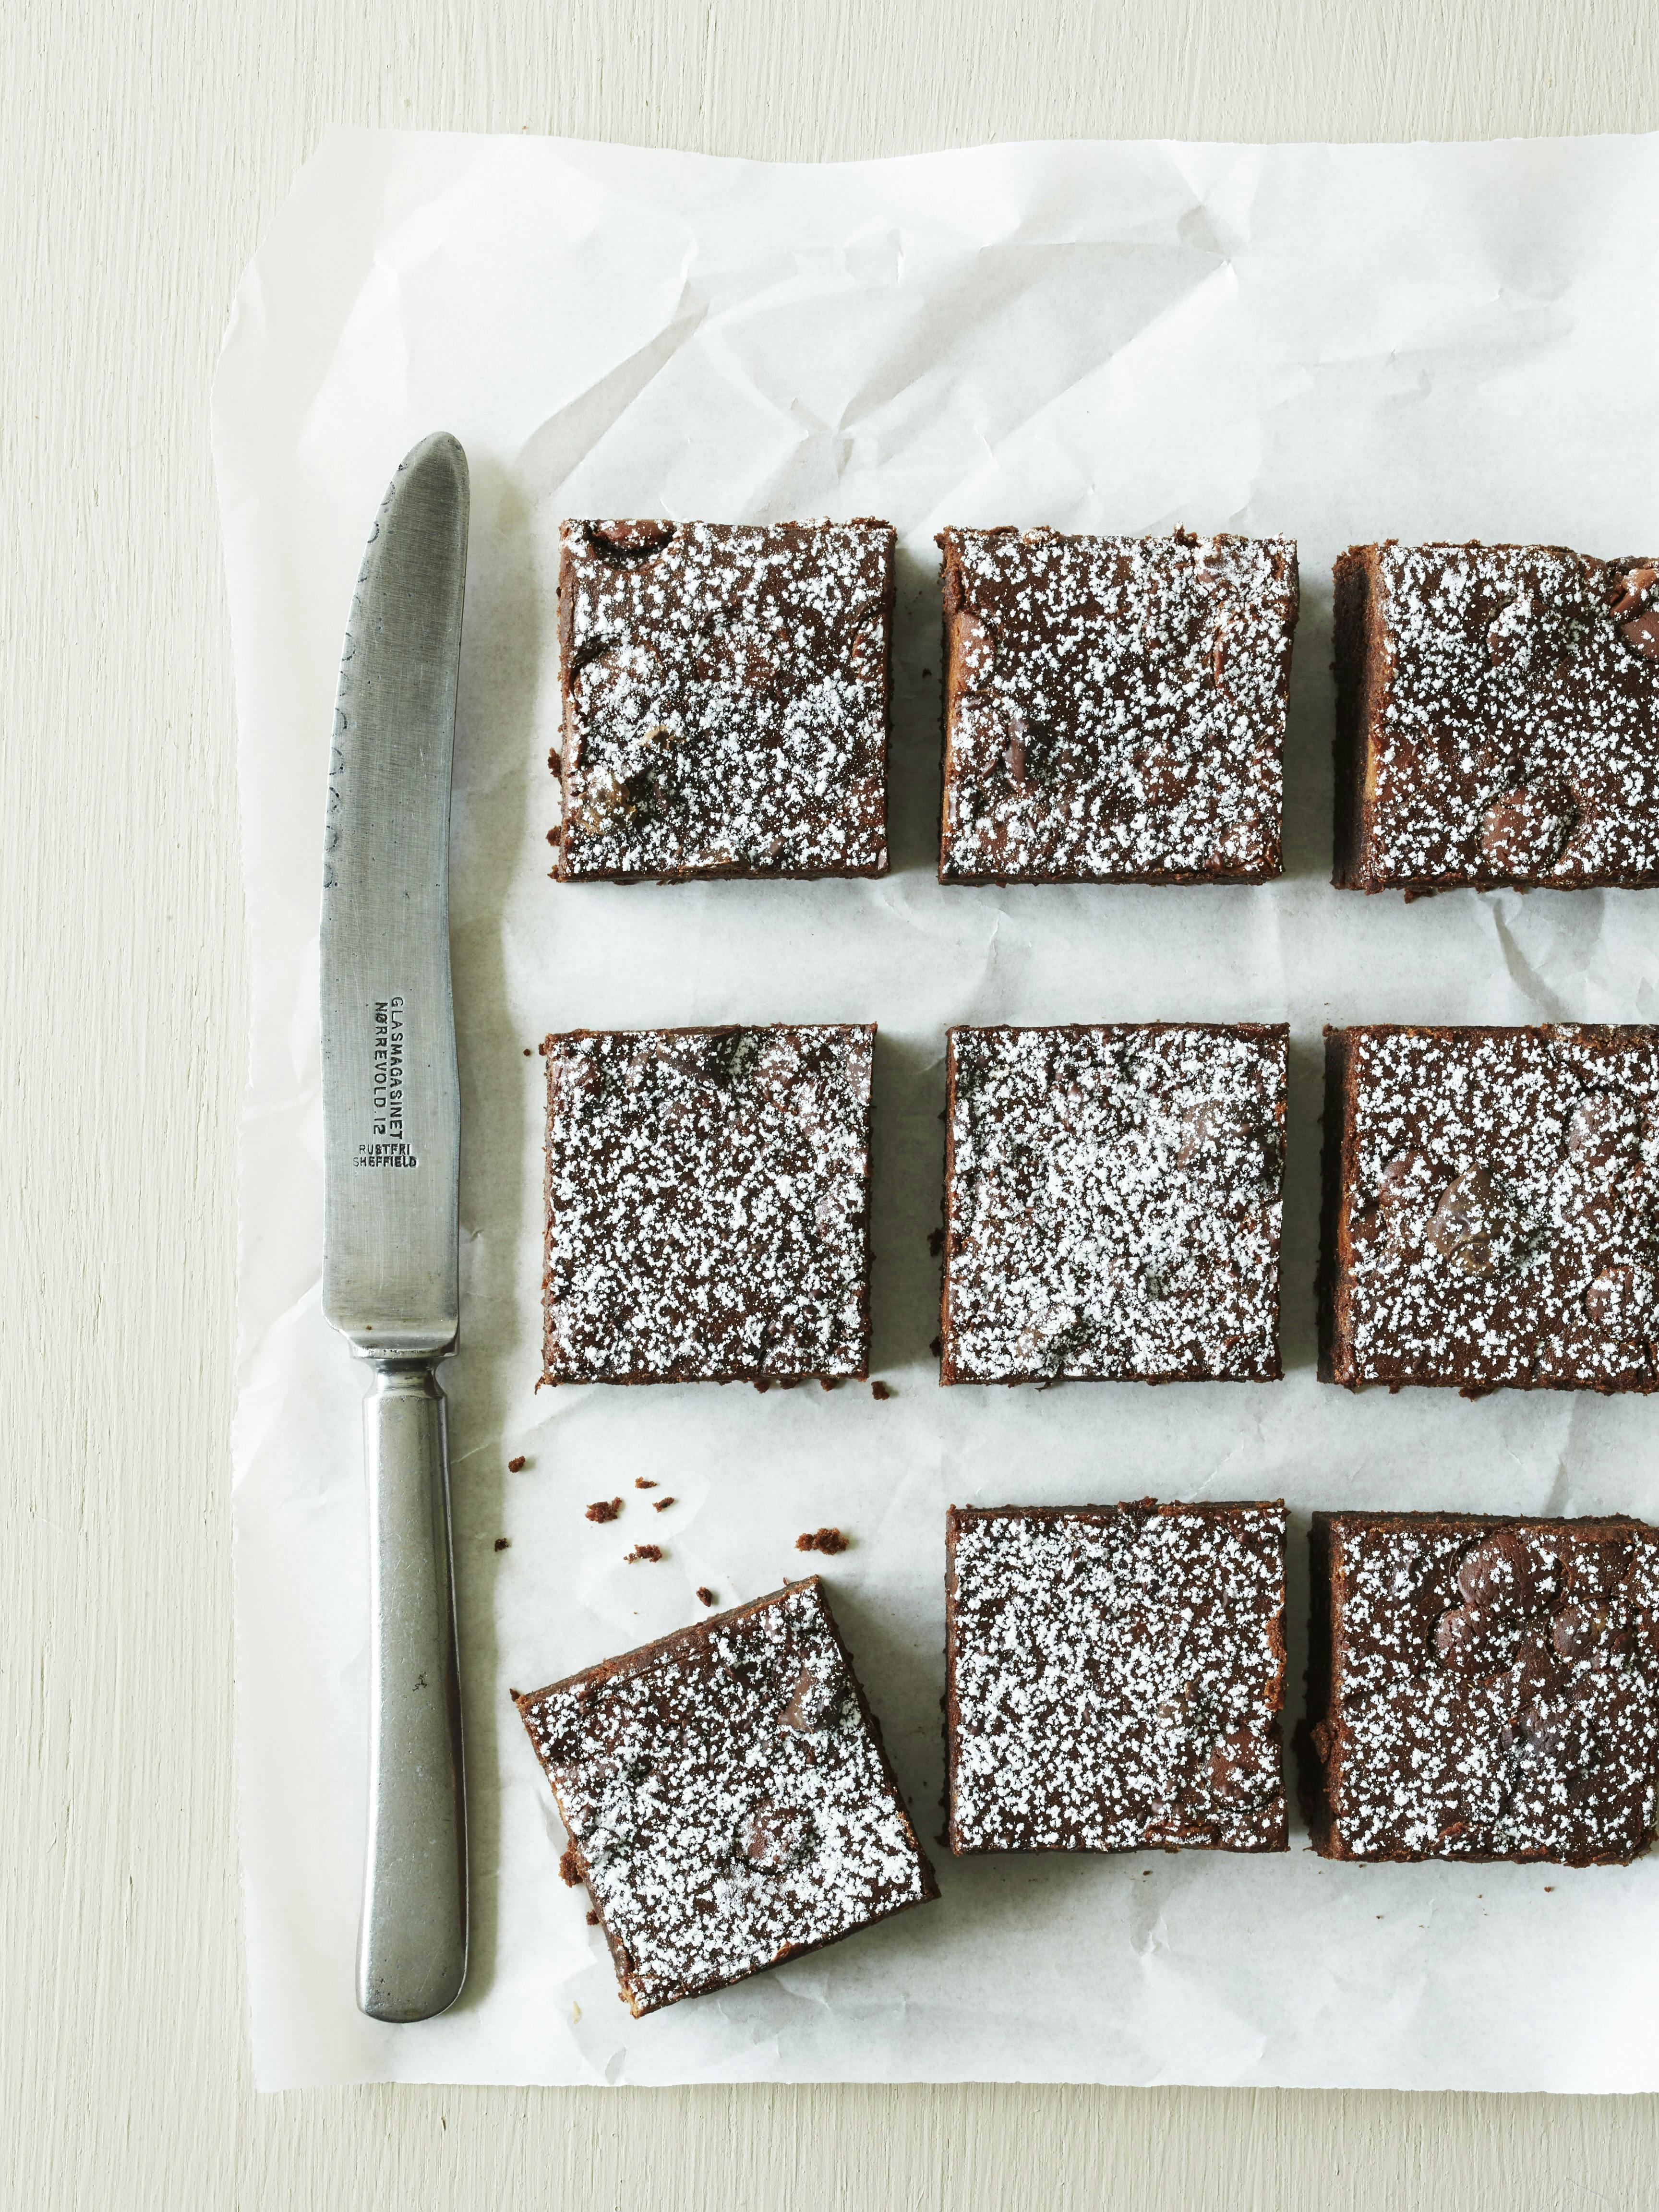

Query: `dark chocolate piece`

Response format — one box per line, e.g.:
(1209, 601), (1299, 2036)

(542, 1024), (873, 1385)
(1333, 541), (1659, 892)
(1320, 1024), (1659, 1393)
(514, 1578), (938, 2014)
(556, 519), (893, 880)
(937, 527), (1297, 883)
(1300, 1510), (1659, 1863)
(941, 1023), (1286, 1383)
(946, 1501), (1288, 1852)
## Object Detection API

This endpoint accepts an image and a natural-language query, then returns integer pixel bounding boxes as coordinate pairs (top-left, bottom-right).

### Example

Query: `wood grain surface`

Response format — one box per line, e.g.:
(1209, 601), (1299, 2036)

(5, 1), (1658, 2203)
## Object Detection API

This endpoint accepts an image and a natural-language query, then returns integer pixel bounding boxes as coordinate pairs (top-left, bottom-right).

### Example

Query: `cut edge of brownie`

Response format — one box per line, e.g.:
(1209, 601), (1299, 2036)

(945, 1499), (1290, 1856)
(541, 1022), (875, 1388)
(1316, 1024), (1358, 1387)
(939, 1021), (1288, 1387)
(1331, 545), (1382, 892)
(1299, 1509), (1658, 1866)
(934, 526), (1293, 888)
(514, 1576), (939, 2015)
(554, 517), (896, 885)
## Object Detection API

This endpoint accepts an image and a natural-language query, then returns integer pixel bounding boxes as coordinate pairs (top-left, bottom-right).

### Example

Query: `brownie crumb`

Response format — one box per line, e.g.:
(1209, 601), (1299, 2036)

(696, 1586), (718, 1607)
(928, 1227), (945, 1257)
(635, 1478), (659, 1490)
(493, 1537), (511, 1552)
(625, 1544), (664, 1563)
(653, 1496), (675, 1512)
(507, 1455), (527, 1473)
(548, 750), (561, 775)
(796, 1527), (850, 1555)
(586, 1498), (623, 1524)
(819, 1377), (842, 1391)
(871, 1380), (893, 1400)
(558, 1846), (583, 1887)
(523, 1048), (532, 1058)
(546, 828), (558, 845)
(586, 1910), (600, 1925)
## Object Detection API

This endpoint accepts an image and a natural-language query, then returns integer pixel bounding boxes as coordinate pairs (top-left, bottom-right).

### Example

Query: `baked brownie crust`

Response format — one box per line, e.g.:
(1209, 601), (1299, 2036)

(557, 519), (893, 880)
(937, 526), (1297, 884)
(941, 1023), (1286, 1384)
(1300, 1511), (1659, 1864)
(1333, 541), (1659, 892)
(1321, 1024), (1659, 1394)
(543, 1023), (873, 1383)
(515, 1578), (938, 2014)
(946, 1501), (1288, 1852)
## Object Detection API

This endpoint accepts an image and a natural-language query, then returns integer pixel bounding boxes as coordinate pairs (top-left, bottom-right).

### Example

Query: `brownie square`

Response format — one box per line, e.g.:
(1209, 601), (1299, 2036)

(1300, 1511), (1659, 1864)
(543, 1024), (873, 1384)
(556, 519), (893, 879)
(941, 1023), (1286, 1383)
(946, 1501), (1288, 1852)
(1333, 541), (1659, 892)
(513, 1578), (938, 2014)
(1320, 1024), (1659, 1394)
(937, 526), (1297, 883)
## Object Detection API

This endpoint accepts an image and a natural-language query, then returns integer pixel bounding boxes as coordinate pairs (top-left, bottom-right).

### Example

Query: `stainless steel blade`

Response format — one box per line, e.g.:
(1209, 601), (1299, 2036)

(321, 433), (470, 2024)
(321, 433), (467, 1357)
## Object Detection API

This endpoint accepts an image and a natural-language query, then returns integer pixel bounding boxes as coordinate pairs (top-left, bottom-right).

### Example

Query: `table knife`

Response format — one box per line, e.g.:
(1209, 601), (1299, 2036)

(321, 432), (469, 2022)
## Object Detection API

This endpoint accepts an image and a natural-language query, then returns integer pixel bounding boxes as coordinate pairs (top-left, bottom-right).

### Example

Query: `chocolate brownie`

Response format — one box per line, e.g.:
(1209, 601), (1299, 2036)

(1320, 1024), (1659, 1394)
(543, 1024), (873, 1384)
(556, 519), (893, 879)
(513, 1578), (938, 2014)
(1300, 1511), (1659, 1864)
(937, 527), (1298, 883)
(1333, 541), (1659, 892)
(946, 1501), (1288, 1852)
(941, 1023), (1286, 1383)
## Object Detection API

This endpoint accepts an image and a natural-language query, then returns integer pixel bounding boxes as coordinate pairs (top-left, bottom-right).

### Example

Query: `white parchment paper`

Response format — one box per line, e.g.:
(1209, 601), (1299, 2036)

(214, 128), (1659, 2091)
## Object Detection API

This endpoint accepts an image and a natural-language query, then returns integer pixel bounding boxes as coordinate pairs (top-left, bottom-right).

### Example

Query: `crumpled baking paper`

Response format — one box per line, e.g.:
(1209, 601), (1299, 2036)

(215, 126), (1659, 2090)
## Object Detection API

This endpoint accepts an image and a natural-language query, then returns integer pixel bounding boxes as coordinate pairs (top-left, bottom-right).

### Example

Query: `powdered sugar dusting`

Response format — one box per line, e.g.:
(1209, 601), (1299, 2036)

(543, 1024), (873, 1383)
(948, 1503), (1288, 1852)
(938, 528), (1297, 882)
(1355, 541), (1659, 887)
(558, 520), (891, 879)
(1319, 1514), (1659, 1863)
(1333, 1025), (1659, 1392)
(515, 1580), (935, 2014)
(943, 1024), (1286, 1383)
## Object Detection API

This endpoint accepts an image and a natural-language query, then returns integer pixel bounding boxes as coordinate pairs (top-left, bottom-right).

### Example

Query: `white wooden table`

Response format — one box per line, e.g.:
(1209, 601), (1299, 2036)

(6, 3), (1658, 2201)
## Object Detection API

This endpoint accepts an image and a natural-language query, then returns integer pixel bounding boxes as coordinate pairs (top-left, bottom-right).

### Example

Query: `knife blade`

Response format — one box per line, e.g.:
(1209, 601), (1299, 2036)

(321, 431), (469, 2023)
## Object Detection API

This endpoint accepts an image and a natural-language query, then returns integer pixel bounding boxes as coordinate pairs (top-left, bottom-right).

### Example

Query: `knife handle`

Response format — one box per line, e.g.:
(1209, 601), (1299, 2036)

(357, 1358), (468, 2022)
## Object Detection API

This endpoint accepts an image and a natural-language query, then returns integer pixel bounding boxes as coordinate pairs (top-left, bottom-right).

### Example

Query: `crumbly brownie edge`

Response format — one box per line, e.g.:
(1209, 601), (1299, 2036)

(1331, 547), (1382, 891)
(945, 1501), (1289, 1854)
(553, 520), (895, 885)
(514, 1577), (938, 2015)
(1296, 1511), (1343, 1853)
(540, 1023), (875, 1386)
(1317, 1026), (1357, 1386)
(934, 529), (1293, 888)
(940, 1022), (1288, 1387)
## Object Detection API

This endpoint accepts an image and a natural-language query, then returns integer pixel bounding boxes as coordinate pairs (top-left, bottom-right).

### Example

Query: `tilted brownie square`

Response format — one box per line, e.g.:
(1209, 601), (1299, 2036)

(946, 1501), (1288, 1853)
(937, 527), (1298, 883)
(556, 519), (893, 879)
(1333, 540), (1659, 892)
(1300, 1511), (1659, 1864)
(1320, 1024), (1659, 1394)
(941, 1023), (1286, 1383)
(543, 1024), (873, 1384)
(514, 1578), (938, 2014)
